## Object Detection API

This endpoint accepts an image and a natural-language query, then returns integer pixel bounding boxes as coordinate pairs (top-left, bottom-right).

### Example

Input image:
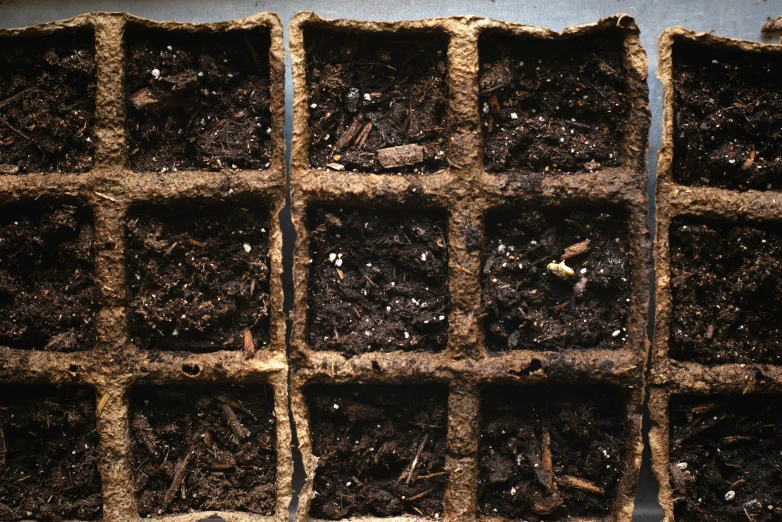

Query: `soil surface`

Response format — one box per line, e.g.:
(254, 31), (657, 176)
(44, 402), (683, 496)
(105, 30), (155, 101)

(0, 204), (96, 351)
(305, 28), (449, 174)
(479, 31), (629, 174)
(672, 42), (782, 191)
(307, 207), (449, 357)
(125, 204), (270, 353)
(483, 208), (630, 352)
(479, 385), (627, 520)
(0, 386), (102, 521)
(668, 394), (782, 521)
(669, 218), (782, 365)
(125, 26), (273, 172)
(307, 384), (449, 519)
(0, 30), (96, 174)
(130, 385), (277, 516)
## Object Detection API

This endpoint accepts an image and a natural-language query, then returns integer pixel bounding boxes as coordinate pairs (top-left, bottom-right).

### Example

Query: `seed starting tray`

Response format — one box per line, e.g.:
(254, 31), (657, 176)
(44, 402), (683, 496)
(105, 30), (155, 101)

(0, 12), (291, 522)
(289, 12), (651, 522)
(650, 28), (782, 522)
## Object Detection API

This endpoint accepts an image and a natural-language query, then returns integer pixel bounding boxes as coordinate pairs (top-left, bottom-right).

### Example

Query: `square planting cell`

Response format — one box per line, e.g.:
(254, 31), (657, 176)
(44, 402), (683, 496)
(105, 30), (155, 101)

(479, 385), (628, 520)
(124, 24), (273, 172)
(307, 206), (449, 356)
(304, 27), (450, 174)
(125, 204), (270, 353)
(479, 29), (629, 174)
(669, 217), (782, 365)
(672, 41), (782, 191)
(0, 204), (96, 351)
(482, 207), (630, 352)
(0, 28), (96, 174)
(130, 384), (277, 517)
(668, 394), (782, 521)
(306, 384), (448, 519)
(0, 385), (102, 521)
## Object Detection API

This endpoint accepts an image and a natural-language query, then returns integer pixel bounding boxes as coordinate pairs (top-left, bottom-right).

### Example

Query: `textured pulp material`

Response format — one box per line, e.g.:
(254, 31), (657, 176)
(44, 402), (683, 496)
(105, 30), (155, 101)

(0, 12), (291, 522)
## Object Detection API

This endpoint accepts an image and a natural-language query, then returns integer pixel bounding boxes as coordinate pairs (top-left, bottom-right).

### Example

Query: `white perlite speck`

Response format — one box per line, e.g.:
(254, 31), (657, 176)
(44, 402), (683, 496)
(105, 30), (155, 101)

(243, 243), (252, 253)
(725, 490), (735, 501)
(612, 330), (621, 337)
(151, 68), (161, 78)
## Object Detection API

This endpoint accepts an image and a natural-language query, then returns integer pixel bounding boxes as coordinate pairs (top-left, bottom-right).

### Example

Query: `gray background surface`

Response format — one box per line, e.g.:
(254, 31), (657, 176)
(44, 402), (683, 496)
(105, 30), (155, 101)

(2, 0), (781, 520)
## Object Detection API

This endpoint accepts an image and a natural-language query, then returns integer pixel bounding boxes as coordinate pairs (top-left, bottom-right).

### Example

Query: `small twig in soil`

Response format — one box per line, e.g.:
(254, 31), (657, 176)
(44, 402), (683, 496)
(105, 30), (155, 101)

(405, 487), (436, 502)
(0, 427), (5, 470)
(0, 86), (42, 109)
(0, 116), (29, 140)
(415, 470), (450, 482)
(222, 403), (250, 441)
(162, 451), (192, 509)
(404, 434), (429, 484)
(555, 475), (606, 495)
(355, 122), (373, 149)
(541, 428), (555, 491)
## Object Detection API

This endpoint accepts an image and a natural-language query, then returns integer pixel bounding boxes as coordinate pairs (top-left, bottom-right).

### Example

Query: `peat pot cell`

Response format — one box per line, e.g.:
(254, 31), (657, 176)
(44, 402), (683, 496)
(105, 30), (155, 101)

(0, 386), (102, 521)
(307, 206), (449, 357)
(306, 384), (448, 519)
(130, 385), (277, 517)
(125, 204), (270, 353)
(672, 41), (782, 191)
(0, 28), (96, 174)
(479, 30), (629, 174)
(125, 25), (273, 173)
(482, 207), (630, 352)
(304, 27), (450, 174)
(669, 217), (782, 365)
(668, 394), (782, 521)
(0, 204), (96, 351)
(479, 385), (628, 520)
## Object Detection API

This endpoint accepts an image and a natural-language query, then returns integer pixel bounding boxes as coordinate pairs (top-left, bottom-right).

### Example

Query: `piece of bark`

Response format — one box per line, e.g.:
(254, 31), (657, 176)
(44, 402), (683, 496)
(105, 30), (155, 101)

(562, 239), (591, 260)
(336, 117), (364, 151)
(377, 144), (424, 168)
(540, 428), (555, 491)
(222, 403), (250, 441)
(129, 87), (171, 111)
(243, 329), (255, 356)
(555, 475), (606, 495)
(761, 16), (782, 34)
(132, 413), (158, 455)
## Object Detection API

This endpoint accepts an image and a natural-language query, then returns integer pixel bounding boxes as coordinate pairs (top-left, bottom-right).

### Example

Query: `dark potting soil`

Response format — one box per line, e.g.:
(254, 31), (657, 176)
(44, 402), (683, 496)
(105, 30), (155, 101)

(307, 384), (449, 519)
(672, 41), (782, 191)
(307, 207), (449, 357)
(305, 28), (450, 174)
(0, 386), (102, 522)
(125, 26), (273, 172)
(130, 385), (277, 516)
(479, 385), (627, 520)
(483, 208), (630, 352)
(125, 204), (270, 353)
(668, 395), (782, 521)
(0, 29), (96, 174)
(0, 204), (96, 351)
(479, 31), (629, 174)
(669, 217), (782, 365)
